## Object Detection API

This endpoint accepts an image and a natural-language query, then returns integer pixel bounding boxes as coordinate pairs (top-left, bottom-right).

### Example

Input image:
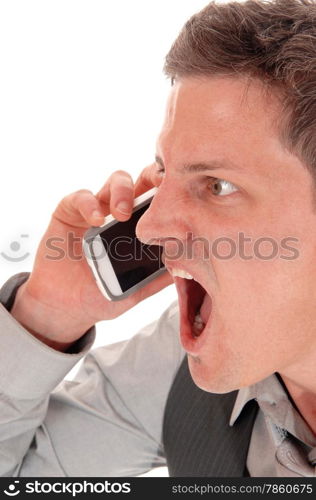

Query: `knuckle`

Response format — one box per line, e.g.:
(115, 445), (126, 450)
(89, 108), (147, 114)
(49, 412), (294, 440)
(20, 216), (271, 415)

(113, 169), (129, 177)
(74, 188), (93, 196)
(71, 189), (94, 206)
(112, 170), (133, 183)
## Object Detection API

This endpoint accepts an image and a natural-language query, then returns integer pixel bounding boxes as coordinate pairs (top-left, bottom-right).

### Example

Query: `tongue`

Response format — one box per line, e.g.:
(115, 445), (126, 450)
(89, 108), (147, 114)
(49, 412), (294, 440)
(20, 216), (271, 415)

(200, 293), (212, 325)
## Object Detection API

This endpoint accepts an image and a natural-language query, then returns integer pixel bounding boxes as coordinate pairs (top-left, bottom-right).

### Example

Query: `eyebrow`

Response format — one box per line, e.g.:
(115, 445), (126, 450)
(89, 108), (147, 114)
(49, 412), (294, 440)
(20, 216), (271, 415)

(155, 155), (241, 173)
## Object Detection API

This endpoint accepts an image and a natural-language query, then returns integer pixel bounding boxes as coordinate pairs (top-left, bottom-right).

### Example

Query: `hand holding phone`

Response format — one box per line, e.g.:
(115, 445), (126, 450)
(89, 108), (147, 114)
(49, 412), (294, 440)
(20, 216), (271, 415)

(11, 169), (172, 350)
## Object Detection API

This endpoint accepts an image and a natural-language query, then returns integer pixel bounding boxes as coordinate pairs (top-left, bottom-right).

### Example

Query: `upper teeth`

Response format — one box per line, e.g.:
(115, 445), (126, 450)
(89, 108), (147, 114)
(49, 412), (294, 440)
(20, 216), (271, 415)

(170, 268), (194, 279)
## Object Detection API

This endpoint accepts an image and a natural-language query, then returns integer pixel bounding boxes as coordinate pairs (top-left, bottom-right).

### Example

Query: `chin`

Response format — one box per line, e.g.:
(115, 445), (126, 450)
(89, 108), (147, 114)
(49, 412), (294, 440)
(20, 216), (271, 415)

(187, 354), (242, 394)
(169, 267), (270, 393)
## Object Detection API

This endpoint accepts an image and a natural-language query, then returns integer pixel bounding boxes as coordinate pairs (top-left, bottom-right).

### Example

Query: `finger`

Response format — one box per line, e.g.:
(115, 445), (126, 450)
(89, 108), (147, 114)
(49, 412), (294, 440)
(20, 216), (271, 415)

(96, 170), (134, 221)
(69, 189), (105, 226)
(134, 164), (162, 198)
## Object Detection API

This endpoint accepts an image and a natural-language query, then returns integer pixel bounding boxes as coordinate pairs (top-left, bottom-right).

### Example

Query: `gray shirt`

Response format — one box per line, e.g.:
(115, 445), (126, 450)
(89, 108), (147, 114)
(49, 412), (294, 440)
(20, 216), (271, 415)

(0, 273), (315, 477)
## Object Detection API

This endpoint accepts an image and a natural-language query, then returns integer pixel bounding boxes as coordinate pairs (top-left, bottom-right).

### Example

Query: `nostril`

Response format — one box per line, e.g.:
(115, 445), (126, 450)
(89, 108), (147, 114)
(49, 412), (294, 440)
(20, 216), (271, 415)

(163, 237), (184, 261)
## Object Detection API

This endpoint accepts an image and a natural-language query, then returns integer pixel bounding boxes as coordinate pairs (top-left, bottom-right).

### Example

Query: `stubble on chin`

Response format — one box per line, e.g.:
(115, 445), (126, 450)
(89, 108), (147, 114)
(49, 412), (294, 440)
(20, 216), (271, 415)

(188, 353), (201, 364)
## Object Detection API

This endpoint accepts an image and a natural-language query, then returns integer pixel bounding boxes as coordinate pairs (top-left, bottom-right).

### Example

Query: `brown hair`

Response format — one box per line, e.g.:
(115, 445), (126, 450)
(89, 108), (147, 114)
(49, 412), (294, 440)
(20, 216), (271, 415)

(164, 0), (316, 174)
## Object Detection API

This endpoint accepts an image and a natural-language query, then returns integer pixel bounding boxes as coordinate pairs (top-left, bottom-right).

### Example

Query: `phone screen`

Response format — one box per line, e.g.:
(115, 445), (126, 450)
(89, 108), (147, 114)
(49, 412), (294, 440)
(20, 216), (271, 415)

(99, 204), (164, 292)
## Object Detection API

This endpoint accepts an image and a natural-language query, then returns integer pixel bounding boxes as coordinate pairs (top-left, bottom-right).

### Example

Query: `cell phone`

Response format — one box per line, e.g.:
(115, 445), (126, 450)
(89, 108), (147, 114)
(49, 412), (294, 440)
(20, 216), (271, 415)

(83, 187), (166, 301)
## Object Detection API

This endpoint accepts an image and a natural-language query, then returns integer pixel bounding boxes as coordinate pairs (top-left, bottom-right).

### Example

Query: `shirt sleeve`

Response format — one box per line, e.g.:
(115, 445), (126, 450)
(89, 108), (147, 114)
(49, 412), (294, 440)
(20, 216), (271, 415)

(0, 274), (184, 477)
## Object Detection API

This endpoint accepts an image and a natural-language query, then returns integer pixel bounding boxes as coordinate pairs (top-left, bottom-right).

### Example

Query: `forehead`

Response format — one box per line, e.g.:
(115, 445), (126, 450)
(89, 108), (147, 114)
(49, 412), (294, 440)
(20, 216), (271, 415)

(157, 76), (284, 163)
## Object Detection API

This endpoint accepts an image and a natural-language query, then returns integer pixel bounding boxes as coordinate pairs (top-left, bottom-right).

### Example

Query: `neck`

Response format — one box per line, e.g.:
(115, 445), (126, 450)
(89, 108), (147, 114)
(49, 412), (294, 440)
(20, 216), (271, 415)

(279, 373), (316, 437)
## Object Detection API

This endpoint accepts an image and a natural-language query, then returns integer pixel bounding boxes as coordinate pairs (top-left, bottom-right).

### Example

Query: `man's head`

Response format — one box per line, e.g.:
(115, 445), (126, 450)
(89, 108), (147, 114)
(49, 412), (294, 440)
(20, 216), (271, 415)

(136, 0), (316, 393)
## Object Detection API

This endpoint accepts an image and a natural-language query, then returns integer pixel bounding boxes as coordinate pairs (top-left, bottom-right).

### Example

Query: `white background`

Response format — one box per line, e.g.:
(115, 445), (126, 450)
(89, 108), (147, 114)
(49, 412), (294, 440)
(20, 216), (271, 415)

(0, 0), (234, 476)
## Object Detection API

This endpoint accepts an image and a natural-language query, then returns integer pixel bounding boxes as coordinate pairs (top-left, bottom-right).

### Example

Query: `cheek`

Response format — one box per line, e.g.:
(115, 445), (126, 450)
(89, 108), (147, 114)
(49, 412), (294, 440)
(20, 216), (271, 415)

(213, 255), (316, 355)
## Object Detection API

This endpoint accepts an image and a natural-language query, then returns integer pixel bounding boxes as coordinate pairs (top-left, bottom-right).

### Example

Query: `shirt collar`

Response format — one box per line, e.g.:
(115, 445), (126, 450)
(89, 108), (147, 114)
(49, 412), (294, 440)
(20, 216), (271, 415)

(229, 373), (316, 448)
(229, 383), (256, 427)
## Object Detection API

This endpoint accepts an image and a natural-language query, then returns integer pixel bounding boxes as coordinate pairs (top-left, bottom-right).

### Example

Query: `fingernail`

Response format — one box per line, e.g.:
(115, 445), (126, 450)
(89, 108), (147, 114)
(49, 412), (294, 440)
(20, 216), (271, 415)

(116, 201), (130, 215)
(92, 210), (103, 219)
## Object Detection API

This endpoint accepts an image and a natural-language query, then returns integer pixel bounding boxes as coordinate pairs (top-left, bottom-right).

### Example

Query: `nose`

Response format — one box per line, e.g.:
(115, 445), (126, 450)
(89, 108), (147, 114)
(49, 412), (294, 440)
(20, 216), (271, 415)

(136, 183), (191, 248)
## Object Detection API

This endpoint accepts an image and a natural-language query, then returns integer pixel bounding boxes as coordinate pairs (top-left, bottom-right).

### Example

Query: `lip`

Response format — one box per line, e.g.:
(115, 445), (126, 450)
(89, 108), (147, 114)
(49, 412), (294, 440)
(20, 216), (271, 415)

(165, 260), (211, 294)
(174, 276), (212, 355)
(165, 260), (213, 356)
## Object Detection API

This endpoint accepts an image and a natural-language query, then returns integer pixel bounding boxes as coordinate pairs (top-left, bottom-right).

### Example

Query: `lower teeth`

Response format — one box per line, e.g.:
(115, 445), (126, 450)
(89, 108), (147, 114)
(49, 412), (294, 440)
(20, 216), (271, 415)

(193, 312), (205, 337)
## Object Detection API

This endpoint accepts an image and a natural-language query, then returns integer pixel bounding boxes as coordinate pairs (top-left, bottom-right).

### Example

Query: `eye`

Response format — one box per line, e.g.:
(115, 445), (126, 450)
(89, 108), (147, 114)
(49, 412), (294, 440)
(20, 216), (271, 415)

(209, 178), (238, 196)
(156, 166), (165, 177)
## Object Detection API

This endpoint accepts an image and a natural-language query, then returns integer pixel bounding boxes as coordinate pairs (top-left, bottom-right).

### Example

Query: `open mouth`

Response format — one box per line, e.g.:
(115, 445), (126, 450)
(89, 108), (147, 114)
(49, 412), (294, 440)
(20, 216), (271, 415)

(170, 267), (213, 352)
